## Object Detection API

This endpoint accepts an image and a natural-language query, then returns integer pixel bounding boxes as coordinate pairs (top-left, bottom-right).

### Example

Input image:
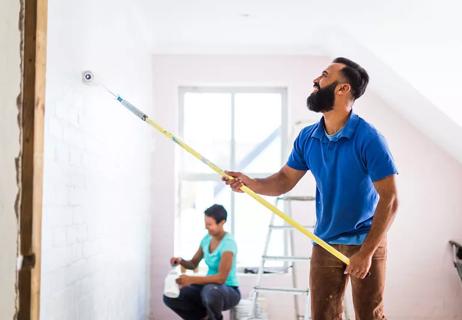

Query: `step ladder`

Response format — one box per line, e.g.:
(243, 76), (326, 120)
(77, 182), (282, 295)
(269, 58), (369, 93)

(250, 195), (351, 320)
(251, 195), (315, 320)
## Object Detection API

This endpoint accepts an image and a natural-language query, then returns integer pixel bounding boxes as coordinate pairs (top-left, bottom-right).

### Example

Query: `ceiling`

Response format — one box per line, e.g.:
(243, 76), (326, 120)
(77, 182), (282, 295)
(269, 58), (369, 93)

(130, 0), (462, 161)
(142, 0), (458, 53)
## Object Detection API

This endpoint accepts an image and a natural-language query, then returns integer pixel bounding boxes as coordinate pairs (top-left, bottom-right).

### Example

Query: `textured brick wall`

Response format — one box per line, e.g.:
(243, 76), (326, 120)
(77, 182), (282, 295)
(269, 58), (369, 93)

(40, 1), (155, 319)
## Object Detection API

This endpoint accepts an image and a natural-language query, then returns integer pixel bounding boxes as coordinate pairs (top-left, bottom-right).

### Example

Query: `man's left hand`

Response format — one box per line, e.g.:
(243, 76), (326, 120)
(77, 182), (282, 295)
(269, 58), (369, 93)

(345, 251), (373, 279)
(176, 274), (194, 287)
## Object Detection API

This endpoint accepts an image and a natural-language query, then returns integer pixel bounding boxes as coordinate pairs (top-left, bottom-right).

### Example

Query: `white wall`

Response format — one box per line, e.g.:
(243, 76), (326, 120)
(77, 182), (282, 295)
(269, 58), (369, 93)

(41, 0), (155, 319)
(0, 0), (21, 319)
(151, 54), (462, 319)
(358, 91), (462, 319)
(150, 54), (325, 319)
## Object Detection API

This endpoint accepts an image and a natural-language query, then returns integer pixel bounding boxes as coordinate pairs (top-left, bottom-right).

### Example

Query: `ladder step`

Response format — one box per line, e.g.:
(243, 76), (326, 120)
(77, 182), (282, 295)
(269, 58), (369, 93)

(262, 255), (310, 261)
(270, 225), (314, 230)
(254, 286), (309, 294)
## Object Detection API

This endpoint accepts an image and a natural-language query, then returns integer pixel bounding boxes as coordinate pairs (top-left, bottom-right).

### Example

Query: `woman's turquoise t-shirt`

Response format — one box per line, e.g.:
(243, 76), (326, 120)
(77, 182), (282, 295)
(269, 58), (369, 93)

(200, 233), (239, 287)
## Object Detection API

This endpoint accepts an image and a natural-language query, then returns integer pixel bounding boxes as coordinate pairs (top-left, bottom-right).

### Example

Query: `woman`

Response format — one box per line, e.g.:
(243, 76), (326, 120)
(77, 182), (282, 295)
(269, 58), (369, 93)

(163, 204), (240, 320)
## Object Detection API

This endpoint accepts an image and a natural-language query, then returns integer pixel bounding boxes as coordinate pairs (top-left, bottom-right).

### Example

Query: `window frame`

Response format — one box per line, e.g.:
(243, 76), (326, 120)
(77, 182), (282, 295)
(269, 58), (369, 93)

(177, 86), (288, 267)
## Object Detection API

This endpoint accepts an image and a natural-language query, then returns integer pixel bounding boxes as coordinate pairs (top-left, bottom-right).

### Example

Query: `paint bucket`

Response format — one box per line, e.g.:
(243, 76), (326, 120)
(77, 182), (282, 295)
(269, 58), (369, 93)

(163, 269), (180, 298)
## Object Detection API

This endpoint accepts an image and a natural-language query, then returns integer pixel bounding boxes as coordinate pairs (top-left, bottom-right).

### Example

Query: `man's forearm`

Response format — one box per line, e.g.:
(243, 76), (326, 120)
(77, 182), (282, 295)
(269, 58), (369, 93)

(360, 195), (398, 255)
(253, 172), (292, 196)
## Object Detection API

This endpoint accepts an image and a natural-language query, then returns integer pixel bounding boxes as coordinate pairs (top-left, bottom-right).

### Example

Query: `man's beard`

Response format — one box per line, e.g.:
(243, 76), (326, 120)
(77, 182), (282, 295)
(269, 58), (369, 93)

(306, 82), (337, 113)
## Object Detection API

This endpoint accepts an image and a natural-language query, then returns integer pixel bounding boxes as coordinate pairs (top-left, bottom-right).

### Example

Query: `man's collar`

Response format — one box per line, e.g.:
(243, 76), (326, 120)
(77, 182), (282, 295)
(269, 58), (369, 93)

(312, 111), (359, 141)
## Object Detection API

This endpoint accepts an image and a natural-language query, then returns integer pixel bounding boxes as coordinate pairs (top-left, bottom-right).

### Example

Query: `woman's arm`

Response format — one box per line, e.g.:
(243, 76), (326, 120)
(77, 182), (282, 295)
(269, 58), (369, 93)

(176, 247), (203, 270)
(177, 251), (234, 286)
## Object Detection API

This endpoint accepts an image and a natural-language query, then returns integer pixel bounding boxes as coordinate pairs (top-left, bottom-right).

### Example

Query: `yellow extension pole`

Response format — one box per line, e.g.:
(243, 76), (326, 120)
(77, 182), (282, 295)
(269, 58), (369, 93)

(145, 117), (350, 266)
(85, 85), (351, 266)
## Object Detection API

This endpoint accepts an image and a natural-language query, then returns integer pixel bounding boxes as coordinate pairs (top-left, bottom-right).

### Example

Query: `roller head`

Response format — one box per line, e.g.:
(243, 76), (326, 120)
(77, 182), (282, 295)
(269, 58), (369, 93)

(81, 71), (118, 97)
(82, 70), (95, 84)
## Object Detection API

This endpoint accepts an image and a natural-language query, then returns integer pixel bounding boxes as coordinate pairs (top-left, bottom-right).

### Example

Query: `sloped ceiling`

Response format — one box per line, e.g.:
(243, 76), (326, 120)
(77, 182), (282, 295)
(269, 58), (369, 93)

(134, 0), (462, 162)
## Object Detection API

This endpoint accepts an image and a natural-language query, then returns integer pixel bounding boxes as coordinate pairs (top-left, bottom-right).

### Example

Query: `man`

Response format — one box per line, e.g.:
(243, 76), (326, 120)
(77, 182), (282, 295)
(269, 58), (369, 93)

(224, 57), (398, 319)
(163, 204), (240, 320)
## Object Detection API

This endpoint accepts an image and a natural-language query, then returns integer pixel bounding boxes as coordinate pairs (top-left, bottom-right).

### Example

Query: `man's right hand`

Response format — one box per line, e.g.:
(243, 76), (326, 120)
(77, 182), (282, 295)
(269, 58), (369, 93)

(170, 257), (182, 267)
(223, 171), (256, 193)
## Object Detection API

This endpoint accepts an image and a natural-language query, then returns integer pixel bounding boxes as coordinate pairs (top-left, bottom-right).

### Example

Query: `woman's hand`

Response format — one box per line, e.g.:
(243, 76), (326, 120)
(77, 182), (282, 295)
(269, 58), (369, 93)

(176, 274), (194, 287)
(170, 257), (182, 267)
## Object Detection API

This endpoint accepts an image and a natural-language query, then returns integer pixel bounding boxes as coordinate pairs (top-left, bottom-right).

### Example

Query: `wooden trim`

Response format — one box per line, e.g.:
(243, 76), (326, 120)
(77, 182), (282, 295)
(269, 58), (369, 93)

(18, 0), (47, 319)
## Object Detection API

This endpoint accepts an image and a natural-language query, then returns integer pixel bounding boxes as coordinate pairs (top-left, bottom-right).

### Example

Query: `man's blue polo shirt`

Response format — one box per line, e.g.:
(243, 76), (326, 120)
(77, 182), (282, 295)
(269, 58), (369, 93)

(287, 112), (398, 244)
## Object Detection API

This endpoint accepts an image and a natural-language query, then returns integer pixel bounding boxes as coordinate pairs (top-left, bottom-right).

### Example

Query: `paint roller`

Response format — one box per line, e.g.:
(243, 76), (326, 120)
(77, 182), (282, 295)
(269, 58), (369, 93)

(81, 70), (351, 266)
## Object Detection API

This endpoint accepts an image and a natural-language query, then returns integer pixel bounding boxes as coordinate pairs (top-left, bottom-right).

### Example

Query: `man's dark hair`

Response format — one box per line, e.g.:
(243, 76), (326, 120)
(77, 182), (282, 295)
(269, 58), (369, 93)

(333, 57), (369, 100)
(204, 204), (227, 224)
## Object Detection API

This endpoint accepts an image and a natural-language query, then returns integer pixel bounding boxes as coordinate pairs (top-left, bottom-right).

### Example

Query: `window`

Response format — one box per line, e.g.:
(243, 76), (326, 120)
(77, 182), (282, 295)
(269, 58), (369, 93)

(177, 87), (288, 269)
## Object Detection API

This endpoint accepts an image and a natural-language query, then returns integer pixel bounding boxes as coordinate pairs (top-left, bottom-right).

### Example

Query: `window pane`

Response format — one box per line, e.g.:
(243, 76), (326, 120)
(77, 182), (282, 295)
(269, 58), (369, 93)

(179, 89), (287, 269)
(234, 93), (282, 172)
(177, 180), (232, 258)
(182, 92), (231, 173)
(233, 193), (285, 268)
